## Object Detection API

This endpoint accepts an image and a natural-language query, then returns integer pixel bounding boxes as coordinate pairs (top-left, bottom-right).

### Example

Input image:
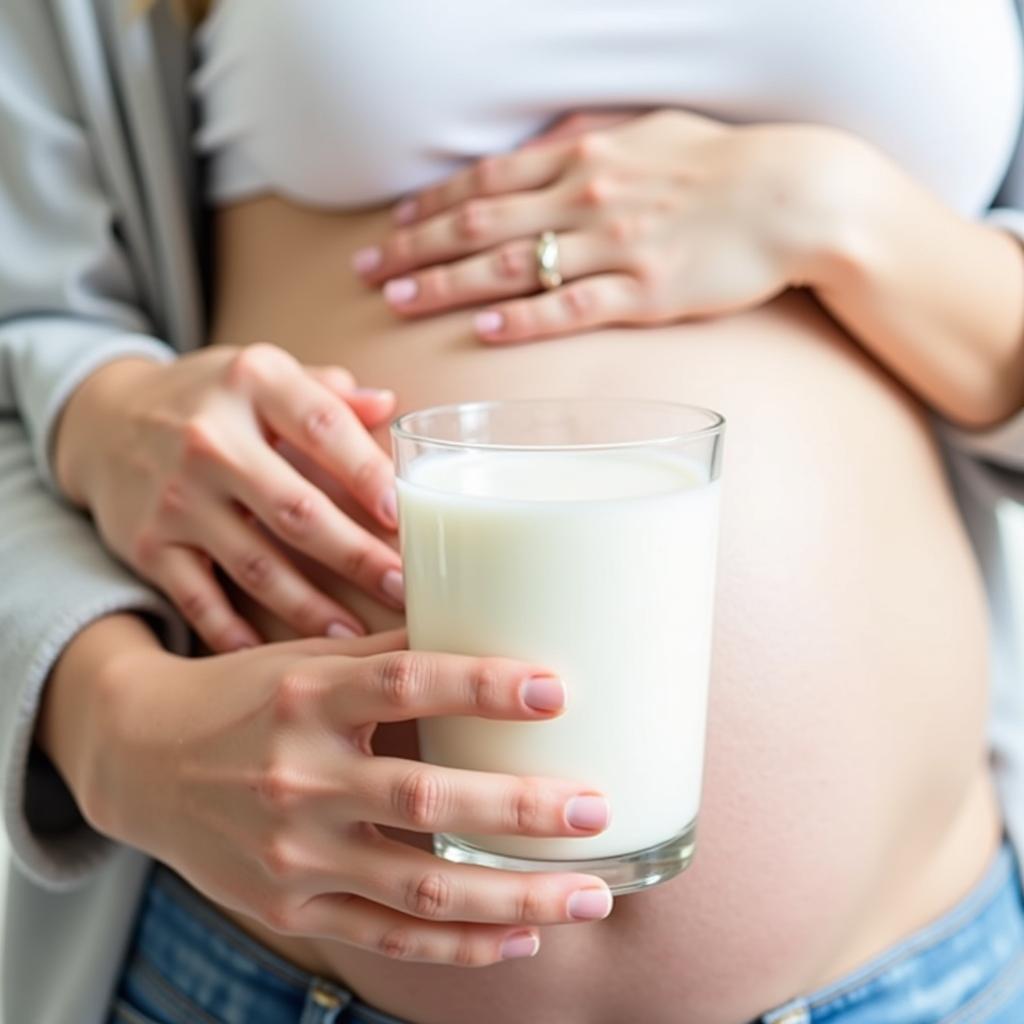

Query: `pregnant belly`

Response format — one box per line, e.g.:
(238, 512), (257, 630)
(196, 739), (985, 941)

(207, 197), (999, 1024)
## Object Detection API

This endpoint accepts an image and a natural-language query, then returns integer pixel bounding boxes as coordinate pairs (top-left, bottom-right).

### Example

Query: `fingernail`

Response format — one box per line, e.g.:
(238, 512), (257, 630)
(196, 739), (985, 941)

(394, 198), (417, 224)
(567, 888), (613, 921)
(380, 488), (399, 527)
(381, 568), (405, 604)
(352, 246), (382, 274)
(500, 931), (540, 959)
(565, 795), (610, 831)
(474, 311), (504, 336)
(384, 278), (418, 305)
(326, 621), (360, 639)
(521, 675), (565, 712)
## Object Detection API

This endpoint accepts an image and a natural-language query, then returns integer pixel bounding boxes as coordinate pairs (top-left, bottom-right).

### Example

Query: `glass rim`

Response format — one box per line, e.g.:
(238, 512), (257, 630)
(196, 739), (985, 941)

(390, 398), (726, 453)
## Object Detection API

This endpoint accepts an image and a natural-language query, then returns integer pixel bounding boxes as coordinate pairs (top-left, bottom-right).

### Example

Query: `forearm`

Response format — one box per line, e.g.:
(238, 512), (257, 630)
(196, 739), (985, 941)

(807, 135), (1024, 429)
(36, 613), (165, 839)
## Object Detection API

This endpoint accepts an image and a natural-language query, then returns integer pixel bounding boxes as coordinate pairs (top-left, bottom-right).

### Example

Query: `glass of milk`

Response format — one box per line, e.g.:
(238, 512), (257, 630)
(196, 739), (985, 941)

(392, 399), (724, 894)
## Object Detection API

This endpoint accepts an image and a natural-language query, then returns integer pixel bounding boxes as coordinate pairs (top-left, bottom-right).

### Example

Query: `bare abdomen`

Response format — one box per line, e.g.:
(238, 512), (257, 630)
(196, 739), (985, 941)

(205, 196), (998, 1024)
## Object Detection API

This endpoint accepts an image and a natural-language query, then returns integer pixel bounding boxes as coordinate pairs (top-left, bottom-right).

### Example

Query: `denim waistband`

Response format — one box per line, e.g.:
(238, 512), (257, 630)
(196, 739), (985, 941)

(116, 863), (406, 1023)
(761, 840), (1024, 1023)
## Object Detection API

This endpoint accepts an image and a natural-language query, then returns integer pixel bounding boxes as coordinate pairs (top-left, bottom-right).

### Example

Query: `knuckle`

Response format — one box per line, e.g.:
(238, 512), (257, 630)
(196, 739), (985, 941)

(177, 588), (212, 622)
(573, 131), (608, 163)
(378, 652), (429, 711)
(272, 671), (314, 723)
(466, 661), (503, 713)
(130, 530), (160, 569)
(302, 402), (341, 448)
(275, 491), (319, 539)
(455, 200), (489, 242)
(181, 417), (227, 466)
(156, 478), (188, 520)
(377, 927), (417, 961)
(420, 268), (451, 303)
(560, 283), (597, 320)
(390, 230), (414, 265)
(260, 898), (301, 935)
(493, 244), (530, 282)
(225, 343), (284, 389)
(258, 762), (306, 812)
(238, 550), (273, 589)
(394, 768), (447, 830)
(473, 156), (503, 194)
(513, 885), (547, 924)
(506, 782), (543, 834)
(578, 174), (613, 208)
(405, 871), (454, 920)
(452, 933), (492, 968)
(259, 836), (303, 883)
(606, 214), (636, 246)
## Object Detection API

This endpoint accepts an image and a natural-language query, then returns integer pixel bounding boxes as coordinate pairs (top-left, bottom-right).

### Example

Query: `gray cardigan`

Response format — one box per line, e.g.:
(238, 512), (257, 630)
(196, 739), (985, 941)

(2, 2), (1024, 1022)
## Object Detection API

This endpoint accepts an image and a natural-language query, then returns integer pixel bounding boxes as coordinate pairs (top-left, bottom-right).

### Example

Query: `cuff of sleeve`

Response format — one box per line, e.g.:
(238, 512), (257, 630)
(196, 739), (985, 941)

(2, 315), (177, 492)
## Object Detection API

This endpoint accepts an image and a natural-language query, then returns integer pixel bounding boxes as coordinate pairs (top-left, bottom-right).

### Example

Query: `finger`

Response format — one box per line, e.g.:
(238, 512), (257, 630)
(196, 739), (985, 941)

(524, 110), (644, 148)
(390, 141), (575, 227)
(268, 628), (408, 660)
(224, 442), (404, 609)
(181, 499), (367, 639)
(327, 650), (568, 726)
(306, 367), (396, 428)
(347, 757), (611, 839)
(381, 232), (619, 317)
(369, 184), (577, 283)
(226, 345), (398, 530)
(150, 546), (262, 653)
(473, 273), (643, 344)
(343, 833), (612, 927)
(284, 890), (544, 967)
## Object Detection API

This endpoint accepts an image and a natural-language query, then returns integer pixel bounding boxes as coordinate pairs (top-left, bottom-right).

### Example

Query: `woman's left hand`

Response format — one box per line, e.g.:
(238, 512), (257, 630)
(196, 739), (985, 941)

(354, 110), (868, 343)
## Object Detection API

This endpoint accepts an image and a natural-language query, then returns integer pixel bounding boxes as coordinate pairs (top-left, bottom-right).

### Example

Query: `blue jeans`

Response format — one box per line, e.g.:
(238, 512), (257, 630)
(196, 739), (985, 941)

(109, 843), (1024, 1024)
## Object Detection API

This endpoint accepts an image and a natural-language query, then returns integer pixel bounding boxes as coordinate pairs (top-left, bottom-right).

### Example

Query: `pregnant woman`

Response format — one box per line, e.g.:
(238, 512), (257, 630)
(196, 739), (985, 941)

(4, 1), (1024, 1022)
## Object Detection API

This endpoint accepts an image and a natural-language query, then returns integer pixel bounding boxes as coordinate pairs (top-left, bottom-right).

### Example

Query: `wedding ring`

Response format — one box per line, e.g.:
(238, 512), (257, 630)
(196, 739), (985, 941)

(536, 230), (562, 290)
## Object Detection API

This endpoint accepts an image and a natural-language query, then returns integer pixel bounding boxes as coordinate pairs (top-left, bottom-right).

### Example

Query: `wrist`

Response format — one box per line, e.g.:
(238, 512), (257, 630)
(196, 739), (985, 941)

(36, 614), (170, 842)
(752, 123), (886, 292)
(54, 358), (164, 506)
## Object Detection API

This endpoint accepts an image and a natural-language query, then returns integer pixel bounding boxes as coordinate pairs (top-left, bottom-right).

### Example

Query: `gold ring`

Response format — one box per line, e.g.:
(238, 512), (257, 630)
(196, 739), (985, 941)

(536, 230), (562, 290)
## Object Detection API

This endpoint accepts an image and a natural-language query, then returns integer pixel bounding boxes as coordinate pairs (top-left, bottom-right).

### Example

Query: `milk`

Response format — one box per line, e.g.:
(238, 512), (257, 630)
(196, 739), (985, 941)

(398, 449), (720, 861)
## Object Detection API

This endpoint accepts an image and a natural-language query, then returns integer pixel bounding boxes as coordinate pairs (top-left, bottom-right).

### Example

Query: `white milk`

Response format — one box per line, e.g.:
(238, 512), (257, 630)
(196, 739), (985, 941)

(398, 449), (720, 860)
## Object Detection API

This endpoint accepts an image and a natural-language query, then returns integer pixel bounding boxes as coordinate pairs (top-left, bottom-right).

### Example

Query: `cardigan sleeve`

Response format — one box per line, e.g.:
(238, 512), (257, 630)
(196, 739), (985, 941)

(0, 0), (178, 491)
(0, 0), (190, 890)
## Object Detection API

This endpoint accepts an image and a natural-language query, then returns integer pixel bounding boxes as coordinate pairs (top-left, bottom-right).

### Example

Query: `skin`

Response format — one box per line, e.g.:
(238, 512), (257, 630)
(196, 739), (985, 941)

(42, 111), (1021, 1022)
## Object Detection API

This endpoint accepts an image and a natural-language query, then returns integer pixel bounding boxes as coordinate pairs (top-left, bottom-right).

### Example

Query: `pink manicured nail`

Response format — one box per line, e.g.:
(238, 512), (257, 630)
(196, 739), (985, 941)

(384, 278), (418, 305)
(521, 676), (565, 712)
(381, 568), (405, 604)
(474, 311), (504, 336)
(500, 931), (540, 960)
(380, 488), (399, 527)
(352, 246), (382, 274)
(567, 888), (613, 921)
(394, 199), (417, 224)
(326, 621), (360, 639)
(565, 795), (610, 831)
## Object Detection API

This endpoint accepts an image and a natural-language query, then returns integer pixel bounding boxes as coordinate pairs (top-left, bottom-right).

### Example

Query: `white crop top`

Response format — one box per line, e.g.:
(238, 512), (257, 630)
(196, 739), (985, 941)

(193, 1), (1024, 217)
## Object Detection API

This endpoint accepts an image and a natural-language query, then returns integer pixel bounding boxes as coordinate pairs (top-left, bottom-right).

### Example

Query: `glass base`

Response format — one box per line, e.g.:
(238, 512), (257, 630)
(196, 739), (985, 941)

(433, 819), (697, 896)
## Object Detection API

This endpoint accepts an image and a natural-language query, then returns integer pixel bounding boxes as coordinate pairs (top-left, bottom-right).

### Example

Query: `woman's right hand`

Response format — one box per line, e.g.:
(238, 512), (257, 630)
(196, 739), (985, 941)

(54, 344), (405, 650)
(64, 623), (613, 966)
